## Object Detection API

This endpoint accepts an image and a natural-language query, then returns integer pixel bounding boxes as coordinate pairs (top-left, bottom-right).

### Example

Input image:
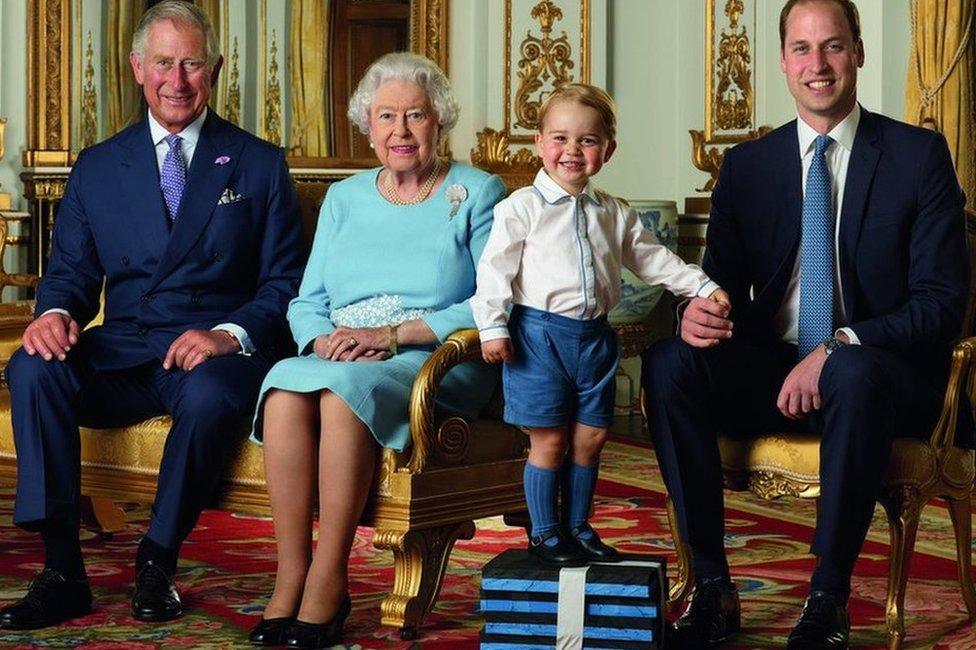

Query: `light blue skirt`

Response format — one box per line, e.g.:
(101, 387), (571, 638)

(250, 346), (497, 451)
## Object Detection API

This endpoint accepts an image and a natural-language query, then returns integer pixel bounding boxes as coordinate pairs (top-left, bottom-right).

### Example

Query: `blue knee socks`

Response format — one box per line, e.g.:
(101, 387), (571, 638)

(566, 462), (598, 539)
(524, 463), (560, 544)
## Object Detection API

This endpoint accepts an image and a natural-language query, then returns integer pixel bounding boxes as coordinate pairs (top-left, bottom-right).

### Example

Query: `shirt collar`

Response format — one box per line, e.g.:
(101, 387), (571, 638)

(532, 168), (600, 205)
(796, 103), (860, 157)
(149, 107), (208, 147)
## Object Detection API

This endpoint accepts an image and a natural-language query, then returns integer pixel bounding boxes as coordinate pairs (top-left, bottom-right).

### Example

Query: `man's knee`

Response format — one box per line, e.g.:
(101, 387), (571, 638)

(6, 347), (70, 394)
(173, 360), (260, 433)
(641, 337), (705, 397)
(819, 346), (890, 403)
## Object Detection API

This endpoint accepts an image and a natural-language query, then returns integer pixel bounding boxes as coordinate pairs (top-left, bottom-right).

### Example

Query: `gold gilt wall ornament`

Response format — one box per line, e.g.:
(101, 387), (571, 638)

(80, 31), (98, 149)
(690, 0), (771, 192)
(225, 37), (241, 126)
(265, 30), (282, 146)
(513, 0), (574, 131)
(714, 0), (751, 131)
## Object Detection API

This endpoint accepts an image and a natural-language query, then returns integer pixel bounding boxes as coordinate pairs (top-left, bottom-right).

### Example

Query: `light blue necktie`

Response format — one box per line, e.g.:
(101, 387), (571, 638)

(160, 134), (186, 221)
(797, 134), (834, 358)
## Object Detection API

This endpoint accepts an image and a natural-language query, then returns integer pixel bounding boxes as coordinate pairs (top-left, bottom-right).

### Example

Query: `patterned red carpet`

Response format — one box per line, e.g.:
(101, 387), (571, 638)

(0, 437), (973, 649)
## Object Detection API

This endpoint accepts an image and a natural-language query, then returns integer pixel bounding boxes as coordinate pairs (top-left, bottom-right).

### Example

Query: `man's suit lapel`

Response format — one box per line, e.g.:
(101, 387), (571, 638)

(772, 125), (803, 287)
(839, 109), (881, 319)
(115, 119), (170, 250)
(149, 111), (242, 290)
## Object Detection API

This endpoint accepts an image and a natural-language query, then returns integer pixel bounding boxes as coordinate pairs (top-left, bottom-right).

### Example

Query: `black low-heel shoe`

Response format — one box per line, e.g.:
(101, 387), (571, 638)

(249, 615), (295, 646)
(527, 528), (588, 566)
(570, 524), (621, 562)
(284, 594), (352, 649)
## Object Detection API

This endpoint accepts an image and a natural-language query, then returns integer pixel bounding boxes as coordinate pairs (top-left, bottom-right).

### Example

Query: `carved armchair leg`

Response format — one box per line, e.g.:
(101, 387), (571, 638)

(665, 493), (694, 612)
(502, 510), (531, 540)
(80, 496), (126, 537)
(945, 493), (976, 620)
(880, 486), (924, 650)
(374, 520), (476, 640)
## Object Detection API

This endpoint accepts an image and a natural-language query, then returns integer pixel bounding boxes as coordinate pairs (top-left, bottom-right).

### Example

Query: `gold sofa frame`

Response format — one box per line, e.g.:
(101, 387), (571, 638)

(653, 212), (976, 650)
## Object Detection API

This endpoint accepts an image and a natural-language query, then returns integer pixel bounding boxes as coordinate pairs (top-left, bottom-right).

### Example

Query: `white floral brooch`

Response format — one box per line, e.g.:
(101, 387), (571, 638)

(446, 184), (468, 219)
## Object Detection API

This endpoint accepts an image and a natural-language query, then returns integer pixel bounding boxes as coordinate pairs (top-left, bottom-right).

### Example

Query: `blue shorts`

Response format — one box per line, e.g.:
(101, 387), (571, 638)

(503, 305), (620, 428)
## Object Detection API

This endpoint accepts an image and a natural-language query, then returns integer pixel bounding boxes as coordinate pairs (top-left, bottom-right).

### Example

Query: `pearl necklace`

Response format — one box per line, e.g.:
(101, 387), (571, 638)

(384, 157), (442, 206)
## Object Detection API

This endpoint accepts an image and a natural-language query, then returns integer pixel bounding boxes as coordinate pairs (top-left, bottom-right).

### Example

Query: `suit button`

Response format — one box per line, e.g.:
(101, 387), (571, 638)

(141, 294), (153, 303)
(121, 256), (130, 266)
(213, 252), (223, 261)
(138, 327), (148, 335)
(191, 295), (201, 305)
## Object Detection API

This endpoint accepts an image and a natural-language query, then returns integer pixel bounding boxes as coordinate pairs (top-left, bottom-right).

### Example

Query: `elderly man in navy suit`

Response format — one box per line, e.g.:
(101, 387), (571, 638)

(642, 0), (969, 647)
(0, 1), (304, 629)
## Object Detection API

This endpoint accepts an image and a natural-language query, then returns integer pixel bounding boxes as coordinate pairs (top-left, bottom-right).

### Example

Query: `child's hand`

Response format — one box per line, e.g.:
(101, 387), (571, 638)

(708, 288), (731, 309)
(482, 338), (515, 364)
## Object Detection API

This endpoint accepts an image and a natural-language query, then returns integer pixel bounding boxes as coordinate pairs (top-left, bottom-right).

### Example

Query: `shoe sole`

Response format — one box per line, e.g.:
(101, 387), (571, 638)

(132, 608), (183, 622)
(0, 605), (92, 630)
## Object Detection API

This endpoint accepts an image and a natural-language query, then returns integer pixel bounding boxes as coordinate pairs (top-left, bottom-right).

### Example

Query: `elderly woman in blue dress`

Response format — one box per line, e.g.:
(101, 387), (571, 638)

(247, 52), (506, 648)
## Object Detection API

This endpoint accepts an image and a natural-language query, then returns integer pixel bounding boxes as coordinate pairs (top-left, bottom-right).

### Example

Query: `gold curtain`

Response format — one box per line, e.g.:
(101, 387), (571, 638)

(105, 2), (142, 134)
(289, 0), (331, 157)
(906, 0), (976, 211)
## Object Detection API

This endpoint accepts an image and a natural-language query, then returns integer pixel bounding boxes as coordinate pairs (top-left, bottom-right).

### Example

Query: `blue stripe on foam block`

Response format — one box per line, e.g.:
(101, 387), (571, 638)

(484, 622), (653, 642)
(480, 599), (657, 618)
(481, 578), (649, 598)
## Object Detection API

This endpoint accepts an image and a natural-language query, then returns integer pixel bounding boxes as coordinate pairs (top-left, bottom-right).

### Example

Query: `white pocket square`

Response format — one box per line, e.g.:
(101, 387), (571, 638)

(218, 188), (245, 205)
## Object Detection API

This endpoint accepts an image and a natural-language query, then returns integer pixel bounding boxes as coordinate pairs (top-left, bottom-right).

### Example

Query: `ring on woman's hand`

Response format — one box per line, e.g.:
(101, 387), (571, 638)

(203, 349), (214, 359)
(347, 337), (358, 348)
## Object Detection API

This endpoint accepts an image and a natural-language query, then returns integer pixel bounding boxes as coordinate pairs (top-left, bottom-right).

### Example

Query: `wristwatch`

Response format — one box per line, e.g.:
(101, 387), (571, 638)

(822, 336), (847, 356)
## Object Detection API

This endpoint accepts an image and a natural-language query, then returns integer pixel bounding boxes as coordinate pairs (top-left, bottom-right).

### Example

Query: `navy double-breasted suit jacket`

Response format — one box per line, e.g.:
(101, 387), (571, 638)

(35, 111), (305, 369)
(705, 107), (969, 385)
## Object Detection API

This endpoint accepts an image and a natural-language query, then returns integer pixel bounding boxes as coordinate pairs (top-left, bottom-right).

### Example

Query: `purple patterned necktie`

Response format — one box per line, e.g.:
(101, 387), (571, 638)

(160, 134), (186, 221)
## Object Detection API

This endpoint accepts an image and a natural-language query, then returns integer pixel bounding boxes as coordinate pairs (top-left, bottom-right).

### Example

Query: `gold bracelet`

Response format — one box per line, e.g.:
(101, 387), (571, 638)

(388, 324), (398, 356)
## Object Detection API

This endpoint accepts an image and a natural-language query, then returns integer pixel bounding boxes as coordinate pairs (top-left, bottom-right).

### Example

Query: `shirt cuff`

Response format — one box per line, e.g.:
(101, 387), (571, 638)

(478, 325), (511, 343)
(835, 327), (861, 345)
(213, 323), (253, 355)
(41, 308), (71, 319)
(695, 280), (720, 299)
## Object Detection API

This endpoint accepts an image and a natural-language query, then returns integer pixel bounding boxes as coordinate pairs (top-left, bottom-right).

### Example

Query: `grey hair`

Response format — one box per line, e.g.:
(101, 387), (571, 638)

(131, 1), (220, 66)
(347, 52), (459, 136)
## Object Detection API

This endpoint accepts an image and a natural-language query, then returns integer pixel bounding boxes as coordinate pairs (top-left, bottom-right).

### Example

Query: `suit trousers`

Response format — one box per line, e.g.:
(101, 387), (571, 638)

(641, 336), (942, 578)
(7, 342), (270, 550)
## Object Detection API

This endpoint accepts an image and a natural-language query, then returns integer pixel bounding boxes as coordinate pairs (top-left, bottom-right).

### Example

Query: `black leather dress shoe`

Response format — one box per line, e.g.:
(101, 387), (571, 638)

(131, 560), (182, 622)
(786, 590), (850, 649)
(0, 568), (92, 630)
(527, 528), (588, 566)
(284, 593), (351, 649)
(672, 577), (740, 647)
(249, 615), (296, 645)
(570, 524), (621, 562)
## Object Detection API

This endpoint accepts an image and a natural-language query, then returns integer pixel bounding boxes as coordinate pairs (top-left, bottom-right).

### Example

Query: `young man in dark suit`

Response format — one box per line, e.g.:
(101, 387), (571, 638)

(642, 0), (969, 647)
(0, 1), (304, 629)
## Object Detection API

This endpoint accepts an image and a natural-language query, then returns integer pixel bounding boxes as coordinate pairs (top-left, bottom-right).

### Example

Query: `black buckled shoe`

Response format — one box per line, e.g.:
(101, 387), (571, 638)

(527, 528), (588, 566)
(786, 591), (850, 649)
(249, 615), (296, 645)
(131, 560), (182, 622)
(672, 577), (740, 647)
(570, 523), (621, 562)
(0, 568), (92, 630)
(284, 593), (351, 649)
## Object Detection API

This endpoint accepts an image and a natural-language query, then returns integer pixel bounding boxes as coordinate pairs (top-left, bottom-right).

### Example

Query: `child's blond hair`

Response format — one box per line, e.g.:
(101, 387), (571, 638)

(537, 83), (617, 140)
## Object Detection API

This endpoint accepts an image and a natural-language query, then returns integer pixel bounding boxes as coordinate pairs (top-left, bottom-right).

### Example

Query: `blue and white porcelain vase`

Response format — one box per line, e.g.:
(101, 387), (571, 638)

(609, 199), (680, 325)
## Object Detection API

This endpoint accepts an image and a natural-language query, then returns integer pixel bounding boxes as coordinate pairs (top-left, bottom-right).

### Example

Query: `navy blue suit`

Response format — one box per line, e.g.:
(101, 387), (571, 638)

(7, 111), (305, 549)
(642, 109), (969, 586)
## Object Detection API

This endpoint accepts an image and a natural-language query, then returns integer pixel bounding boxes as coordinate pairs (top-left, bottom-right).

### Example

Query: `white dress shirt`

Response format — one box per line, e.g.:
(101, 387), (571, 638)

(46, 108), (253, 354)
(772, 104), (861, 346)
(473, 169), (717, 341)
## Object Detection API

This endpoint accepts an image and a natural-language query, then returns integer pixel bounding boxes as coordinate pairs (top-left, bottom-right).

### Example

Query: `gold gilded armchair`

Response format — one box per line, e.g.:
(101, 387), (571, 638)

(656, 212), (976, 650)
(0, 324), (528, 638)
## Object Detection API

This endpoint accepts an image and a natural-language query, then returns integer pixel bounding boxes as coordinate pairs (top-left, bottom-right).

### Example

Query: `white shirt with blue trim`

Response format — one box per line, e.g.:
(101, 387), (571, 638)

(472, 168), (718, 342)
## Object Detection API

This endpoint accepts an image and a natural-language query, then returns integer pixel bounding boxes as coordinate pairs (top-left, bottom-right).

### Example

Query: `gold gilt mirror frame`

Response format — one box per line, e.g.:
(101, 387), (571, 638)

(23, 0), (450, 170)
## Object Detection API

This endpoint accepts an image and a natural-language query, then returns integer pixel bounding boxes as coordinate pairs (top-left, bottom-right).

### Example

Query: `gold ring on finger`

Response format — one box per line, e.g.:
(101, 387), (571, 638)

(347, 337), (357, 348)
(203, 349), (214, 359)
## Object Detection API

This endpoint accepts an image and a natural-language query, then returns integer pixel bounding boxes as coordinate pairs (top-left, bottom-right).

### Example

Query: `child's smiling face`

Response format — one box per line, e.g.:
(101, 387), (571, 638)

(535, 100), (616, 196)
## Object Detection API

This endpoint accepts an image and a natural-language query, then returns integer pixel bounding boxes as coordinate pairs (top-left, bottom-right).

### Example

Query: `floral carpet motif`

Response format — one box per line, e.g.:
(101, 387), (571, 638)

(0, 437), (973, 649)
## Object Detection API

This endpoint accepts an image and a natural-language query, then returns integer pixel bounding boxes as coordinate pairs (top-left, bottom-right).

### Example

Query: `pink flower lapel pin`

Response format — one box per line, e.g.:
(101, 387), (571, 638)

(214, 155), (231, 165)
